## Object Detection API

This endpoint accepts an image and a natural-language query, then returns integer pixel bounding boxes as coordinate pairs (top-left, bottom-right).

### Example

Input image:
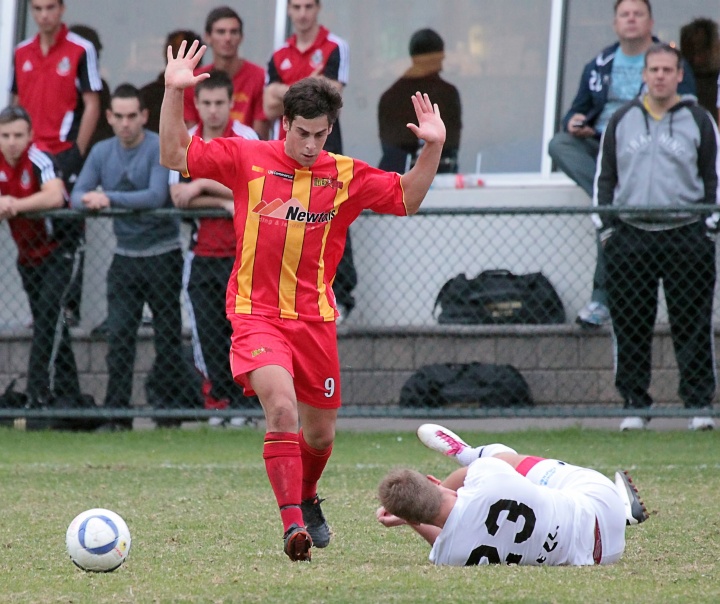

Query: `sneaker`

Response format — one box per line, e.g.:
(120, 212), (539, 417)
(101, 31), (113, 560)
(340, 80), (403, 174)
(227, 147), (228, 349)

(228, 416), (257, 428)
(63, 308), (80, 328)
(416, 423), (470, 461)
(283, 524), (312, 561)
(301, 497), (331, 548)
(689, 414), (715, 431)
(614, 470), (649, 526)
(208, 416), (226, 428)
(576, 301), (610, 328)
(619, 416), (648, 431)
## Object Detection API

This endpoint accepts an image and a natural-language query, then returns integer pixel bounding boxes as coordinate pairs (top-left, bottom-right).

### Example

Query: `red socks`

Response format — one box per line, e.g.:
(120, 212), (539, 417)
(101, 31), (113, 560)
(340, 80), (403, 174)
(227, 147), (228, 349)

(263, 432), (303, 531)
(299, 428), (333, 501)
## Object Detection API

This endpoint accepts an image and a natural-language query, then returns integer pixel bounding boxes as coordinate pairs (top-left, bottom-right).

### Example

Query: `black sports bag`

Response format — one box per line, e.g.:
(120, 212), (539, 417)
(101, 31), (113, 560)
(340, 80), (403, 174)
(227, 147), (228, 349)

(399, 362), (533, 408)
(433, 270), (565, 325)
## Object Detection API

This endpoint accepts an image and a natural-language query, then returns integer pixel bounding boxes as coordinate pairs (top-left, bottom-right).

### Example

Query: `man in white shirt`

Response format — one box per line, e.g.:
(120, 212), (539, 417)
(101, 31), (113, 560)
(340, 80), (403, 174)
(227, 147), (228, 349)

(376, 424), (648, 567)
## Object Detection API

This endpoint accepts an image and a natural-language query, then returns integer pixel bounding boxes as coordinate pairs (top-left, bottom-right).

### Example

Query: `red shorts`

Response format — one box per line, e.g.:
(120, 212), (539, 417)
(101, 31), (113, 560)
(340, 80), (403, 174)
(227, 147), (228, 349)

(228, 315), (341, 409)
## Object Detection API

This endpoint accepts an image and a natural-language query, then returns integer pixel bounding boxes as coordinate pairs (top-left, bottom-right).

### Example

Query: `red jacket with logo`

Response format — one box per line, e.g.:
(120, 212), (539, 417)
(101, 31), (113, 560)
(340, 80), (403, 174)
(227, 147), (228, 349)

(12, 24), (103, 154)
(0, 145), (61, 265)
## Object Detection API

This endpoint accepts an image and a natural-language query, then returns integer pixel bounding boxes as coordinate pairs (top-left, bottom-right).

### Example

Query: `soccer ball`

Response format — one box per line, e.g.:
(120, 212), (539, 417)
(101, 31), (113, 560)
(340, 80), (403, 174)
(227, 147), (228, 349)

(65, 508), (131, 572)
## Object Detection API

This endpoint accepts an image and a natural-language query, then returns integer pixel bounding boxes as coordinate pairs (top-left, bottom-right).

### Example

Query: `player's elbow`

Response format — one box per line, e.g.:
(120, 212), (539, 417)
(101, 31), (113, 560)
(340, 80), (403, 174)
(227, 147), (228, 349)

(46, 180), (66, 208)
(159, 146), (183, 172)
(48, 192), (65, 209)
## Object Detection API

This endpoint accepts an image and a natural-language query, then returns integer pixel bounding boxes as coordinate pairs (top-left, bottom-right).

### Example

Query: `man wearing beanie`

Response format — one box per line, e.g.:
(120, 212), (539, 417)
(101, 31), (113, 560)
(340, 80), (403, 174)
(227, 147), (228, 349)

(378, 29), (462, 173)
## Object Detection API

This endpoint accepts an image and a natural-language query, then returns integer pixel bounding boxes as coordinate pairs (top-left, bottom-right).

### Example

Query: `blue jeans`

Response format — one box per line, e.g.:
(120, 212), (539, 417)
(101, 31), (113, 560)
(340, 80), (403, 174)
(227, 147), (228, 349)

(548, 132), (607, 306)
(104, 250), (197, 409)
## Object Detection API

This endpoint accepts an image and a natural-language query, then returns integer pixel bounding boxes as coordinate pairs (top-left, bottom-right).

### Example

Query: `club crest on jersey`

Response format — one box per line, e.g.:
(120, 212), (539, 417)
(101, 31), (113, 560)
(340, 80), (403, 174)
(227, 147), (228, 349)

(310, 50), (324, 68)
(57, 57), (71, 76)
(313, 176), (343, 190)
(21, 169), (31, 189)
(280, 58), (292, 70)
(0, 171), (8, 183)
(251, 346), (273, 358)
(22, 60), (33, 72)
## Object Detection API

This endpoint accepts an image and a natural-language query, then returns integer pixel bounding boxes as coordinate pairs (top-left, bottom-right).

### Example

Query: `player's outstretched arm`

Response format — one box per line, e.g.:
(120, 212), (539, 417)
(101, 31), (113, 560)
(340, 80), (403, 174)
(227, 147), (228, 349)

(160, 40), (209, 172)
(400, 92), (446, 215)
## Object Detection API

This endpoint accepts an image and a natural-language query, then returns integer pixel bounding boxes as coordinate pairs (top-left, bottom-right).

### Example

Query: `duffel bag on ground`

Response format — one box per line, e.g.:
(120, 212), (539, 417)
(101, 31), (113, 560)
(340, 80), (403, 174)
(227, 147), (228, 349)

(433, 270), (565, 325)
(399, 362), (534, 408)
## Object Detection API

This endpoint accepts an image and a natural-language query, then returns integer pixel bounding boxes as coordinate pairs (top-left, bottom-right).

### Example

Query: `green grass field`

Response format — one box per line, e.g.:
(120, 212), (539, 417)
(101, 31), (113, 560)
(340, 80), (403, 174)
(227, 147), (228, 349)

(0, 426), (718, 603)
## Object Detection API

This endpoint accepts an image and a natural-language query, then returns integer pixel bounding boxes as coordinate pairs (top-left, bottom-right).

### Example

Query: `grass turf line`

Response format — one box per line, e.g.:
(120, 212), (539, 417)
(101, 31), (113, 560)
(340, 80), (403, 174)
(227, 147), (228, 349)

(0, 427), (718, 603)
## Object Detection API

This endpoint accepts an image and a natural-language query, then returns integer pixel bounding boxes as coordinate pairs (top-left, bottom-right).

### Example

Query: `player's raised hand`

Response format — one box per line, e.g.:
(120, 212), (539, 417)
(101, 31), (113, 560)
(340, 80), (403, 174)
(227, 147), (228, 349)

(164, 40), (209, 91)
(406, 92), (446, 146)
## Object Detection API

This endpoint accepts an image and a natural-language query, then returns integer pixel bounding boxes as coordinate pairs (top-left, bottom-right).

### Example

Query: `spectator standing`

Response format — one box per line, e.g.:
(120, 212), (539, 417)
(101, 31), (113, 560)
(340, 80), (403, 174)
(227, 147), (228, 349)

(71, 84), (199, 431)
(678, 18), (720, 122)
(594, 44), (718, 432)
(264, 0), (357, 322)
(161, 41), (445, 560)
(170, 71), (259, 428)
(13, 0), (104, 328)
(68, 25), (113, 147)
(0, 105), (82, 410)
(378, 29), (462, 174)
(141, 30), (204, 133)
(183, 6), (269, 140)
(548, 0), (696, 328)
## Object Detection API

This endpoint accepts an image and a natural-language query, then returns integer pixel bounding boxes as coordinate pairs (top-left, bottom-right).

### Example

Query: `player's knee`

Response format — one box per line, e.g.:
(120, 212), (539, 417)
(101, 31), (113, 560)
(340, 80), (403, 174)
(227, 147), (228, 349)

(548, 131), (571, 161)
(304, 427), (335, 450)
(263, 400), (299, 432)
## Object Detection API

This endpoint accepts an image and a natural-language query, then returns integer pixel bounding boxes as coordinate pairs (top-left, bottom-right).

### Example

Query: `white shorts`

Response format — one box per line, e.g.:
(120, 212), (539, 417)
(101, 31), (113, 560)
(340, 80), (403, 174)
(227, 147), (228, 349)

(525, 459), (626, 564)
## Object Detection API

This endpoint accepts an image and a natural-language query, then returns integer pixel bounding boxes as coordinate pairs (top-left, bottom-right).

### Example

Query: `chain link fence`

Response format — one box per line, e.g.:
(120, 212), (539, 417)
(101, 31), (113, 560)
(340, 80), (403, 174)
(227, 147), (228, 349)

(1, 205), (719, 427)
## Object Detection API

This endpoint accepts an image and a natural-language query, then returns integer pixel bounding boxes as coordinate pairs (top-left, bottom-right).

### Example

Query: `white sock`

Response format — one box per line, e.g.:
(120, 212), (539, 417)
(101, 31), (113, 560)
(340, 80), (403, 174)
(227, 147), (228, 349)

(457, 443), (517, 466)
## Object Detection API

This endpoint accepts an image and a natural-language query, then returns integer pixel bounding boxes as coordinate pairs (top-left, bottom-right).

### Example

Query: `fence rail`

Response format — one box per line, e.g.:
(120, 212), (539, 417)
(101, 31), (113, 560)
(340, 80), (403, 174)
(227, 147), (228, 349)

(2, 205), (719, 426)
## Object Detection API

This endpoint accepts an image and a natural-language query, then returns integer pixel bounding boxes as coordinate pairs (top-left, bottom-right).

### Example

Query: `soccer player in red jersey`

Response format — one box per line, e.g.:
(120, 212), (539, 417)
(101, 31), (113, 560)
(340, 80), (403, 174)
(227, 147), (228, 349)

(13, 0), (104, 329)
(171, 70), (259, 427)
(160, 40), (446, 562)
(0, 105), (82, 408)
(12, 0), (102, 181)
(183, 6), (269, 140)
(264, 0), (349, 154)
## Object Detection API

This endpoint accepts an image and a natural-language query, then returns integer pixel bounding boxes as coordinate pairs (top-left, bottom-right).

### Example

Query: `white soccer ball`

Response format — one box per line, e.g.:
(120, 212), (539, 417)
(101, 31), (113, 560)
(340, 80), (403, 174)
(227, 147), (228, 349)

(66, 508), (131, 572)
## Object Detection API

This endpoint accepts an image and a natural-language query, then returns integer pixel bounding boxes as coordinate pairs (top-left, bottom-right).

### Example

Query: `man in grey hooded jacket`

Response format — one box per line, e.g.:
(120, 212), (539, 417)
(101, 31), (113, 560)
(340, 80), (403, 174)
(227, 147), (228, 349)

(594, 43), (720, 432)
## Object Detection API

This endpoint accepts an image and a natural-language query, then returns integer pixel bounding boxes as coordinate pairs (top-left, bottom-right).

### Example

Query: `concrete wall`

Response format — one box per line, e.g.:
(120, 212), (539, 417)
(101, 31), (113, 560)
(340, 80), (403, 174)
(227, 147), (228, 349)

(0, 324), (698, 409)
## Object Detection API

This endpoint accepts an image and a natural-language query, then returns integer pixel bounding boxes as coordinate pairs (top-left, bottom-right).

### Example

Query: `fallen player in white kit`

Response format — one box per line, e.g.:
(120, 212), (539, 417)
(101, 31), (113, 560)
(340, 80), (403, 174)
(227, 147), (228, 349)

(376, 424), (648, 566)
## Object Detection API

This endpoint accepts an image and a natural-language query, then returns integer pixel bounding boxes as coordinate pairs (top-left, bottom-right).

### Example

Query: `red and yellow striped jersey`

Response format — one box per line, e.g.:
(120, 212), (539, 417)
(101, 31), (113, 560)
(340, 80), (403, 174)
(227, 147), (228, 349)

(186, 137), (407, 321)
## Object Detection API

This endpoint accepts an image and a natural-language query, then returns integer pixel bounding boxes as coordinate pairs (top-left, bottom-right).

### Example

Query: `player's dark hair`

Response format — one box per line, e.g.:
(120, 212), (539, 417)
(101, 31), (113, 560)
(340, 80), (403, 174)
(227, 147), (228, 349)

(205, 6), (243, 35)
(165, 29), (204, 63)
(0, 105), (32, 127)
(283, 77), (343, 127)
(111, 83), (146, 111)
(195, 70), (233, 100)
(614, 0), (652, 17)
(680, 18), (720, 72)
(378, 469), (443, 525)
(69, 24), (102, 55)
(645, 42), (682, 68)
